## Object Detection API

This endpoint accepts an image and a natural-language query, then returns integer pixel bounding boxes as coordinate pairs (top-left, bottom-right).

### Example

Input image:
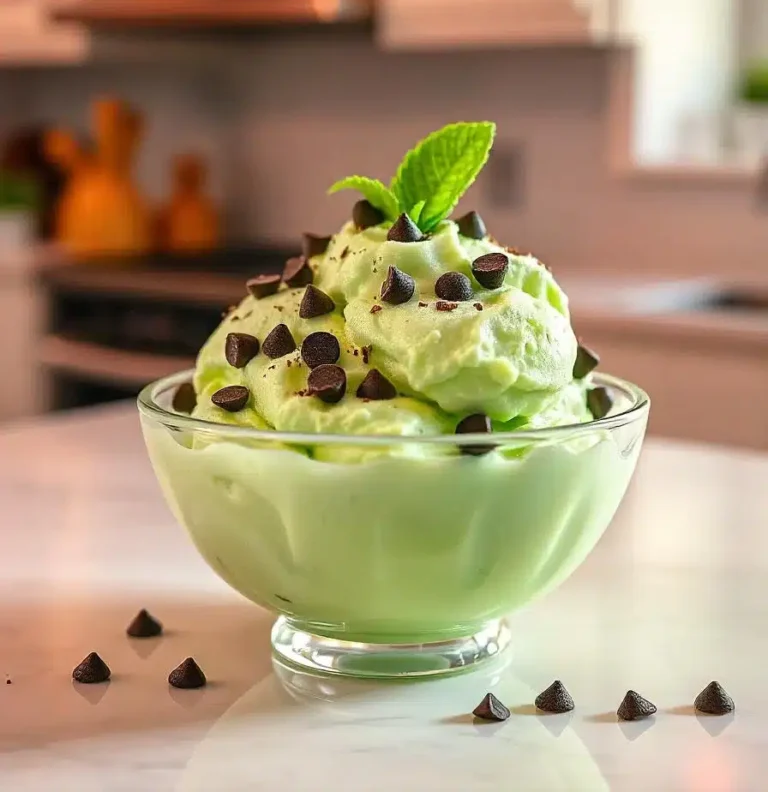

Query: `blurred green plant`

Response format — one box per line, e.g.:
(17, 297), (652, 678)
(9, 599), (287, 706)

(740, 62), (768, 104)
(0, 170), (39, 211)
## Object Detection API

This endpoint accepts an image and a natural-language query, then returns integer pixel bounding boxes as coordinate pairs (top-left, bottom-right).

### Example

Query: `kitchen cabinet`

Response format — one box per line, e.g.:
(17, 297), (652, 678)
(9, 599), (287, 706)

(0, 245), (47, 422)
(51, 0), (372, 28)
(571, 305), (768, 451)
(54, 0), (616, 48)
(0, 0), (88, 64)
(378, 0), (616, 50)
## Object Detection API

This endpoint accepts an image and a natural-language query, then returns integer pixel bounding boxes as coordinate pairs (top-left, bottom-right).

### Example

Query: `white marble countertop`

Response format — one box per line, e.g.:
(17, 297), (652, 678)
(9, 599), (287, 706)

(1, 405), (767, 791)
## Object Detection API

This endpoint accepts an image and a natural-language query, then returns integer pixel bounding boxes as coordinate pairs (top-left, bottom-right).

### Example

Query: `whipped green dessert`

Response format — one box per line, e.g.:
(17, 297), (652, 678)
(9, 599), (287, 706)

(190, 122), (603, 455)
(141, 122), (648, 646)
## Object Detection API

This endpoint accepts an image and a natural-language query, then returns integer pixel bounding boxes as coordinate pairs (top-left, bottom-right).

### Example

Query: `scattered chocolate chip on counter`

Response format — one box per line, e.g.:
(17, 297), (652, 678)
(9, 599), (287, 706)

(168, 657), (207, 689)
(694, 681), (735, 715)
(617, 690), (656, 721)
(535, 680), (575, 713)
(472, 693), (510, 722)
(126, 609), (163, 639)
(73, 652), (111, 684)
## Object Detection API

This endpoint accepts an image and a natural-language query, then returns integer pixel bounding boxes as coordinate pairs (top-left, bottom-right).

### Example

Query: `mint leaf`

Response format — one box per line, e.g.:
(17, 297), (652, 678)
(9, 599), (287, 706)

(409, 200), (426, 225)
(328, 176), (399, 221)
(391, 122), (495, 232)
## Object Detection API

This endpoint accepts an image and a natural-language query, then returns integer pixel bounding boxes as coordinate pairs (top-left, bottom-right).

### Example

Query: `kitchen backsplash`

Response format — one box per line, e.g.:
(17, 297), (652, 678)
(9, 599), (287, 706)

(4, 35), (767, 278)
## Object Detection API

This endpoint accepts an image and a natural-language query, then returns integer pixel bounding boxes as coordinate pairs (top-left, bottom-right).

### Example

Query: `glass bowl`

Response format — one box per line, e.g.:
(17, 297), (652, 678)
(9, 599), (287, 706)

(138, 371), (649, 679)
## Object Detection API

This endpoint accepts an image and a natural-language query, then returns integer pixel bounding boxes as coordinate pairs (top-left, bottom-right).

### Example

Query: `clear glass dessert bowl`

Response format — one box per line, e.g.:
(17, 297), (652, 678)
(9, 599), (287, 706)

(139, 371), (649, 679)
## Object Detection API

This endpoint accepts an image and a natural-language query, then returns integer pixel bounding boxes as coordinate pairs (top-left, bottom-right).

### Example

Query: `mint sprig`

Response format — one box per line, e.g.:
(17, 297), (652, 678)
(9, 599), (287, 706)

(328, 176), (399, 221)
(327, 121), (496, 233)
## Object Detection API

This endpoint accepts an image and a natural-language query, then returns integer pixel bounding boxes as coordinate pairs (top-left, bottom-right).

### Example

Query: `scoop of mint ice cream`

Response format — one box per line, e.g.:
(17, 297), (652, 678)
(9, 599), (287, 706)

(192, 215), (590, 443)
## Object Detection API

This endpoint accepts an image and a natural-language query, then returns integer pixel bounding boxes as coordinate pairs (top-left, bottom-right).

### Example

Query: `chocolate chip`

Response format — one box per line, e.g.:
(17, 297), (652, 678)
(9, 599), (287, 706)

(361, 345), (371, 364)
(535, 681), (575, 713)
(340, 246), (351, 260)
(299, 285), (335, 319)
(168, 657), (206, 689)
(263, 324), (297, 359)
(211, 385), (249, 412)
(73, 652), (111, 684)
(436, 301), (458, 312)
(307, 364), (346, 404)
(587, 386), (613, 419)
(126, 609), (163, 638)
(435, 271), (473, 301)
(225, 333), (260, 368)
(474, 302), (483, 311)
(471, 253), (508, 290)
(387, 213), (423, 243)
(456, 413), (494, 456)
(247, 273), (281, 299)
(573, 344), (600, 379)
(617, 690), (656, 721)
(356, 369), (396, 400)
(302, 233), (332, 258)
(370, 304), (382, 314)
(472, 693), (510, 722)
(172, 382), (196, 414)
(301, 331), (340, 369)
(455, 210), (487, 239)
(353, 199), (384, 230)
(381, 265), (415, 305)
(694, 681), (734, 715)
(418, 301), (428, 307)
(282, 256), (313, 287)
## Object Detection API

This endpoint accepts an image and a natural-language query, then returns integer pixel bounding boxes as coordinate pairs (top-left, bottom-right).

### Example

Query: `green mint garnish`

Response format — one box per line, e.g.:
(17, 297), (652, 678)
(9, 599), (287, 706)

(328, 121), (496, 233)
(409, 200), (426, 226)
(327, 176), (399, 222)
(390, 122), (495, 231)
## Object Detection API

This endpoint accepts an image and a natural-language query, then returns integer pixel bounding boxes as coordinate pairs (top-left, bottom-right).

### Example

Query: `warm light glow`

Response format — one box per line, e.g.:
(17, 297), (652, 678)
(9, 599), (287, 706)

(312, 0), (341, 22)
(684, 744), (739, 792)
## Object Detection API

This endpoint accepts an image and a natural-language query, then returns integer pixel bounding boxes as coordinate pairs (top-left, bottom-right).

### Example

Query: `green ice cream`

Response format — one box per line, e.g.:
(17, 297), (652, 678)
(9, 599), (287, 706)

(191, 121), (595, 451)
(193, 220), (589, 451)
(140, 122), (649, 652)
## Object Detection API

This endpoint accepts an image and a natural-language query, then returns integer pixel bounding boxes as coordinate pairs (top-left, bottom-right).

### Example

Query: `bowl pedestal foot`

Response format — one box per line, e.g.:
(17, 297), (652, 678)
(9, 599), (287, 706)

(271, 616), (511, 679)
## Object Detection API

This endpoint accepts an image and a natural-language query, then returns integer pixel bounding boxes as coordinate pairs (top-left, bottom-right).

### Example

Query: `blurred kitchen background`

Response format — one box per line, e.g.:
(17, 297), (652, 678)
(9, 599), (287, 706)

(0, 0), (766, 449)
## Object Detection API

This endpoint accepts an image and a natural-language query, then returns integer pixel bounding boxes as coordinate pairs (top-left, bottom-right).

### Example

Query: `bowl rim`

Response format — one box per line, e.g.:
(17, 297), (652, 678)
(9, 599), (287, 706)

(138, 370), (650, 448)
